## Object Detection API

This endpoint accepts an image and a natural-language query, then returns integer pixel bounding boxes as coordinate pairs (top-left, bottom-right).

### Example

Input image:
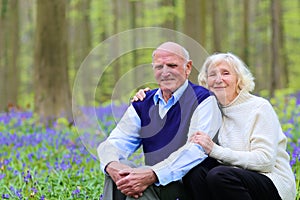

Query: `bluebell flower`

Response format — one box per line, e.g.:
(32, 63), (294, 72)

(31, 187), (38, 193)
(72, 188), (80, 196)
(23, 170), (32, 183)
(0, 173), (5, 180)
(2, 194), (10, 199)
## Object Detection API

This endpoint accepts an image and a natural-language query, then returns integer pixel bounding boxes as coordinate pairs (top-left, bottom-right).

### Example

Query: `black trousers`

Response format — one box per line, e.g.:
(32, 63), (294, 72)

(182, 157), (282, 200)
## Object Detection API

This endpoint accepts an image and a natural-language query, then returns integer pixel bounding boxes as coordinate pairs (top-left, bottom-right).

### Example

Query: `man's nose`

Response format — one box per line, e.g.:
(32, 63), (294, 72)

(161, 65), (170, 75)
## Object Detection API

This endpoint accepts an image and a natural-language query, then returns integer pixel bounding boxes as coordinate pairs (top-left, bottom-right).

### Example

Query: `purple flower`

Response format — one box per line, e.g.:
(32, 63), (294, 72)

(9, 186), (15, 193)
(72, 188), (80, 196)
(23, 170), (32, 183)
(0, 174), (5, 180)
(28, 153), (34, 162)
(2, 194), (10, 199)
(31, 187), (38, 194)
(9, 187), (22, 199)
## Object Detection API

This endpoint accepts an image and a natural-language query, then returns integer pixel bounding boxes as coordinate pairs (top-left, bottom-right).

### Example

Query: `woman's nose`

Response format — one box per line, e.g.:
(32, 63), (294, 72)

(215, 74), (222, 83)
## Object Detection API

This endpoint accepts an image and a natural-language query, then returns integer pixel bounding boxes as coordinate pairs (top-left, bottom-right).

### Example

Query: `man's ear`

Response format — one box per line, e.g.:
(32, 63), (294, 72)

(185, 60), (193, 77)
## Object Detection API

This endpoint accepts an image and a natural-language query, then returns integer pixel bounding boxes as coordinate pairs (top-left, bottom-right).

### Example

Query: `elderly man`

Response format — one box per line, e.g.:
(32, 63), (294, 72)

(97, 42), (222, 200)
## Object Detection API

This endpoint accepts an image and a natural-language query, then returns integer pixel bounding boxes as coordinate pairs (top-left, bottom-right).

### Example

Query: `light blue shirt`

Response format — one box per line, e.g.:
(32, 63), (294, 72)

(97, 80), (222, 185)
(153, 80), (188, 118)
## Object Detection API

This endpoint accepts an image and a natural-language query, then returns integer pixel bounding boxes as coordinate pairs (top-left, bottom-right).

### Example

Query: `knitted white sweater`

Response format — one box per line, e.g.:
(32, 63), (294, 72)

(210, 90), (296, 200)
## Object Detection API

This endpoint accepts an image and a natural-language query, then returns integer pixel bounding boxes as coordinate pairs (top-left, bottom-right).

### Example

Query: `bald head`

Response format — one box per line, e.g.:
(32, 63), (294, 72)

(153, 42), (190, 61)
(151, 42), (193, 101)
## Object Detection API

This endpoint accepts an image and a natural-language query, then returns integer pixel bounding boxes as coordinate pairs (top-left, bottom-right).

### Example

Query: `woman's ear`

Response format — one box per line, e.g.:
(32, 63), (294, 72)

(236, 78), (242, 93)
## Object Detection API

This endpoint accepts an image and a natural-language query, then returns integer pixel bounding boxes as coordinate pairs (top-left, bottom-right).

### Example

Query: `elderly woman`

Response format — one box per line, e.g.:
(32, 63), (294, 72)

(134, 52), (296, 200)
(183, 52), (296, 200)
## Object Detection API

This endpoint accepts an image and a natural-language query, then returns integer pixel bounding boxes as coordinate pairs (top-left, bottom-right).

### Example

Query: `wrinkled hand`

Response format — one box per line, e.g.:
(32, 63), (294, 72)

(105, 161), (133, 184)
(116, 167), (157, 199)
(190, 131), (214, 154)
(131, 87), (150, 102)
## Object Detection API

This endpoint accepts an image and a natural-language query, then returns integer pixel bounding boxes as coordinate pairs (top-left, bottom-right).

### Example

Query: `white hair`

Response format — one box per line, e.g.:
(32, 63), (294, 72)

(198, 52), (255, 92)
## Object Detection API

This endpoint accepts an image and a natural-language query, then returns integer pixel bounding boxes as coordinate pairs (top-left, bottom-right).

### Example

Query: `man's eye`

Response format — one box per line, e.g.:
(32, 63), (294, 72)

(154, 65), (163, 70)
(208, 73), (216, 77)
(167, 64), (178, 68)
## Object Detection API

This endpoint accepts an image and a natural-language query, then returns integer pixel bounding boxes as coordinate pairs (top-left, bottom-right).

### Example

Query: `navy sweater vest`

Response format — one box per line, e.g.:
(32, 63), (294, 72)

(132, 81), (211, 166)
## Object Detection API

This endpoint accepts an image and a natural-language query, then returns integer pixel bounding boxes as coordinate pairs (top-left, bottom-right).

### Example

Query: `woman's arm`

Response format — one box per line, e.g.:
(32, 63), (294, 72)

(210, 103), (281, 172)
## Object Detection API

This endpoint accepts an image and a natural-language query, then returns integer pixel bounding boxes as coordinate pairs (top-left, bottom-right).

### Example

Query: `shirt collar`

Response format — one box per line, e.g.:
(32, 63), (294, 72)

(153, 80), (189, 105)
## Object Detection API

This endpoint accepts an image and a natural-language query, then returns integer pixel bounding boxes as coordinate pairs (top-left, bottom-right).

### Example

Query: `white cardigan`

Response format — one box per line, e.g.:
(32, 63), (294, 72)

(210, 90), (296, 200)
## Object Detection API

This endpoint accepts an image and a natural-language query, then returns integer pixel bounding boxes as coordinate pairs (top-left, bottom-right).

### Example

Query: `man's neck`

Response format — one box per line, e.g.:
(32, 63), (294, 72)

(162, 90), (173, 103)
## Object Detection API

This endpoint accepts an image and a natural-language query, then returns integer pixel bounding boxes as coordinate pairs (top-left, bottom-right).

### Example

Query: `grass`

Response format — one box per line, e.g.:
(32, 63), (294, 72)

(0, 90), (299, 199)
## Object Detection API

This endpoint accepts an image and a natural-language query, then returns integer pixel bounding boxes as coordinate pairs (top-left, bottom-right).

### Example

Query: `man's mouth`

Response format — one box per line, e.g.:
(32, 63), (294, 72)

(161, 79), (174, 82)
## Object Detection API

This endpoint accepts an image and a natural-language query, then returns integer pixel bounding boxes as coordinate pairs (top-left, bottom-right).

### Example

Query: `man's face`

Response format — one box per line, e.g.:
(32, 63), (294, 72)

(152, 49), (191, 95)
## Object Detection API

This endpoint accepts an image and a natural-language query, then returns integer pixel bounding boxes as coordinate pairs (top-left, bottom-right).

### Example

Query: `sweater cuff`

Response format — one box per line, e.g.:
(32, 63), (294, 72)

(209, 143), (223, 159)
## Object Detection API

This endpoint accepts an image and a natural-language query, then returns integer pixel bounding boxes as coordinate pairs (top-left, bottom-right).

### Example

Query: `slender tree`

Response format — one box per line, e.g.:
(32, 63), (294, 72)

(184, 0), (206, 83)
(6, 0), (20, 108)
(0, 0), (19, 111)
(241, 0), (250, 65)
(211, 0), (221, 52)
(278, 1), (289, 88)
(0, 0), (6, 111)
(34, 0), (72, 121)
(270, 0), (282, 96)
(161, 0), (177, 30)
(130, 0), (138, 90)
(112, 0), (120, 83)
(70, 0), (92, 104)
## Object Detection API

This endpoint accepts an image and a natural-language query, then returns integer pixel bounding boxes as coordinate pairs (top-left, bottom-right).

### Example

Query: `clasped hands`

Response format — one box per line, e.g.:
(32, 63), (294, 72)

(106, 161), (157, 199)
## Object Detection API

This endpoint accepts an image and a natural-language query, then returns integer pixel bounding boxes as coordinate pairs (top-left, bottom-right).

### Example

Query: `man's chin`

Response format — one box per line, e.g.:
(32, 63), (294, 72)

(160, 86), (174, 93)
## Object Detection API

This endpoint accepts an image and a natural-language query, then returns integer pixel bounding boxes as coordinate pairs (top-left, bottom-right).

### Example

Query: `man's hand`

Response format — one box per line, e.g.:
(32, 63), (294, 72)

(116, 168), (158, 198)
(105, 161), (133, 183)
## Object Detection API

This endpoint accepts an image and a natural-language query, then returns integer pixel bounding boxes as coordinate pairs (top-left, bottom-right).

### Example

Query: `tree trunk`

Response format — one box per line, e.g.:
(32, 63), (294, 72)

(0, 0), (7, 111)
(278, 1), (288, 88)
(184, 0), (206, 83)
(34, 0), (72, 121)
(242, 0), (249, 65)
(211, 0), (221, 52)
(270, 0), (281, 97)
(0, 0), (18, 111)
(6, 0), (20, 108)
(111, 0), (120, 100)
(71, 0), (92, 104)
(161, 0), (176, 30)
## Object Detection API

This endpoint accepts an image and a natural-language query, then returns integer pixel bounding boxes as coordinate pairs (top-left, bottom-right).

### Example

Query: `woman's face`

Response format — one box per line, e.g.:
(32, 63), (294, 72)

(207, 61), (239, 106)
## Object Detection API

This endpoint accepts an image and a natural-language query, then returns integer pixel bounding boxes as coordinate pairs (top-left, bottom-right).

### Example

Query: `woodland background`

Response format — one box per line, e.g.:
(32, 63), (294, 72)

(0, 0), (300, 120)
